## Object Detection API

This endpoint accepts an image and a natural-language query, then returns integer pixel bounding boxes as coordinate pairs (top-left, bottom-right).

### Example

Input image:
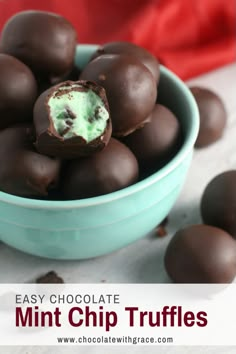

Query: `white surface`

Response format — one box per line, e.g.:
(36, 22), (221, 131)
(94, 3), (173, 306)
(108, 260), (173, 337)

(1, 62), (236, 353)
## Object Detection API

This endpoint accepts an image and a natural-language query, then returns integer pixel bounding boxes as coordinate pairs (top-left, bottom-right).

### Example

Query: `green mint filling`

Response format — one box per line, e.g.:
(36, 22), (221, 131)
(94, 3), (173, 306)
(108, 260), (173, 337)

(48, 85), (109, 142)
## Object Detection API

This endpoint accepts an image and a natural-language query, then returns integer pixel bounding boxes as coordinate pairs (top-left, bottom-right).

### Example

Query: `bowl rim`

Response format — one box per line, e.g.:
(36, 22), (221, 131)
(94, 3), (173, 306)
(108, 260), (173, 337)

(0, 51), (199, 210)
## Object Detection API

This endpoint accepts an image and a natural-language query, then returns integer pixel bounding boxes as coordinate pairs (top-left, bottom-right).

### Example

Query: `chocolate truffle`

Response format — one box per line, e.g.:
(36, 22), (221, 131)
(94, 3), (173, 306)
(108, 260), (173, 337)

(0, 124), (61, 197)
(164, 224), (236, 283)
(123, 104), (181, 174)
(92, 41), (160, 82)
(190, 87), (227, 148)
(36, 271), (64, 284)
(62, 138), (139, 199)
(1, 10), (77, 81)
(201, 170), (236, 238)
(80, 54), (157, 136)
(0, 54), (37, 129)
(34, 80), (112, 159)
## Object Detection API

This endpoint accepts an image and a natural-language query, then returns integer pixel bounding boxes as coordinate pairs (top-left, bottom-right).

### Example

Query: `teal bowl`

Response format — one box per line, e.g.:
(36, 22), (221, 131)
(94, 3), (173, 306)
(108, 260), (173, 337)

(0, 45), (199, 259)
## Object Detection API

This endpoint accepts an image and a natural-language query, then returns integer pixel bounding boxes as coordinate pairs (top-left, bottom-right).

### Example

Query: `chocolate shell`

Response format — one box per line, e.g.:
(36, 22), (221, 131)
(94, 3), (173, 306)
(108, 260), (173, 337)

(1, 10), (77, 81)
(80, 54), (157, 137)
(164, 224), (236, 283)
(201, 170), (236, 238)
(0, 54), (37, 130)
(190, 87), (227, 148)
(0, 124), (61, 197)
(92, 41), (160, 82)
(123, 104), (181, 175)
(62, 138), (139, 199)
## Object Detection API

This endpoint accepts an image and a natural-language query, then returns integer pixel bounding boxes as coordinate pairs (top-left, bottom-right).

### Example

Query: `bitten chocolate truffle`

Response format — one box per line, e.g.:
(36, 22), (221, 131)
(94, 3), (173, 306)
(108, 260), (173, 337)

(1, 10), (77, 81)
(164, 224), (236, 283)
(62, 138), (139, 199)
(123, 104), (181, 174)
(190, 87), (227, 148)
(0, 54), (37, 129)
(0, 124), (61, 197)
(201, 170), (236, 238)
(34, 80), (112, 159)
(92, 41), (160, 82)
(80, 54), (157, 136)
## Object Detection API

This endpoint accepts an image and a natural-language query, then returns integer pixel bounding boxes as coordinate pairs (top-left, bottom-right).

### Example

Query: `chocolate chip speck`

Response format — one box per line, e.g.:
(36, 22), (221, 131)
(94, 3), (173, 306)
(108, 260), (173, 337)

(94, 106), (102, 120)
(88, 116), (95, 123)
(65, 106), (76, 119)
(61, 127), (71, 136)
(65, 119), (73, 126)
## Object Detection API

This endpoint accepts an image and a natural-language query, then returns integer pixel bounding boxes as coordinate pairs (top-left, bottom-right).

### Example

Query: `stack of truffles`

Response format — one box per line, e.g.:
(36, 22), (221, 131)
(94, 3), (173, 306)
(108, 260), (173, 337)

(0, 10), (181, 200)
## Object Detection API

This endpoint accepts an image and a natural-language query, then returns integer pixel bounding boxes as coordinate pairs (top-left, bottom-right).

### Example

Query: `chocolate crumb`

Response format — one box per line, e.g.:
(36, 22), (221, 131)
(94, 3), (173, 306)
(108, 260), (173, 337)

(156, 225), (167, 237)
(36, 271), (64, 284)
(155, 217), (169, 238)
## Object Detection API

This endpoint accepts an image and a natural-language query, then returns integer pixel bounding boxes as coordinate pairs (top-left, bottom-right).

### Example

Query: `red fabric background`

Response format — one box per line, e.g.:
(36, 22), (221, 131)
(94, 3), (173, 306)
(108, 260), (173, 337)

(0, 0), (235, 80)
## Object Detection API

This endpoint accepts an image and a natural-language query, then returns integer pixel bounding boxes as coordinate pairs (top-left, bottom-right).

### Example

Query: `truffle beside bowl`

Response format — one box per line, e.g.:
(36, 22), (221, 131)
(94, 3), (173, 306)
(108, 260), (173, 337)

(0, 45), (199, 259)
